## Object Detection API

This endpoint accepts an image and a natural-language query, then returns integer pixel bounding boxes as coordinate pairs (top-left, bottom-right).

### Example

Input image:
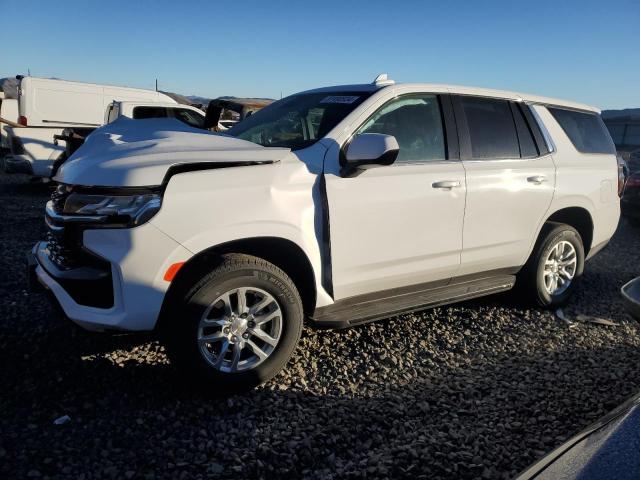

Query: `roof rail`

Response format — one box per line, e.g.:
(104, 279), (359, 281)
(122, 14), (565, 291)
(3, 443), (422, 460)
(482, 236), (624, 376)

(372, 73), (395, 86)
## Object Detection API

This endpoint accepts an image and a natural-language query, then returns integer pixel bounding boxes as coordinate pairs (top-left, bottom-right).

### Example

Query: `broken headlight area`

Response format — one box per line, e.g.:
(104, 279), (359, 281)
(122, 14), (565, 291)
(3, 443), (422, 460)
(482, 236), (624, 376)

(63, 192), (161, 226)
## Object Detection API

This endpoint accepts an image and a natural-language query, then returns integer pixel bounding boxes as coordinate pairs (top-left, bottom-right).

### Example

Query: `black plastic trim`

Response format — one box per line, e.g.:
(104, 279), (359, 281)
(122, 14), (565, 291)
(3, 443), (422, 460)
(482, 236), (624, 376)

(509, 102), (540, 158)
(310, 272), (517, 329)
(34, 241), (114, 309)
(451, 95), (473, 160)
(161, 160), (276, 186)
(521, 104), (551, 156)
(440, 94), (460, 160)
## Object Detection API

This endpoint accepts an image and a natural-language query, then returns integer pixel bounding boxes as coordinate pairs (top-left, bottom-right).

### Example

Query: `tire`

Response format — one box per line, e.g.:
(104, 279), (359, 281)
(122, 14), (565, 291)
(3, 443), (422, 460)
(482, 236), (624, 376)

(161, 254), (304, 392)
(518, 223), (585, 307)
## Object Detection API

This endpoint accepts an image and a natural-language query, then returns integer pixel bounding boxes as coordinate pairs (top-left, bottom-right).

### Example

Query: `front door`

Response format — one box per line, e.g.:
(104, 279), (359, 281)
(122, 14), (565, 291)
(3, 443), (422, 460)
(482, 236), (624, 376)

(324, 94), (467, 300)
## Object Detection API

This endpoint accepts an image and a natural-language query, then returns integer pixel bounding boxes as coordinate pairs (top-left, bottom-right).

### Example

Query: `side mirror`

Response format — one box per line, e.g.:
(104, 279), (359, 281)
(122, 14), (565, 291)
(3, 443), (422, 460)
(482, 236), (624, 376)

(345, 133), (399, 169)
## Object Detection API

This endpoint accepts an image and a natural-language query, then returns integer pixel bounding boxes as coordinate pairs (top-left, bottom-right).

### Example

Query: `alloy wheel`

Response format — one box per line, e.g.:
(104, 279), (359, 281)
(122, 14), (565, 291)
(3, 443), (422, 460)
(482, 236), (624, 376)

(197, 287), (283, 373)
(543, 240), (577, 295)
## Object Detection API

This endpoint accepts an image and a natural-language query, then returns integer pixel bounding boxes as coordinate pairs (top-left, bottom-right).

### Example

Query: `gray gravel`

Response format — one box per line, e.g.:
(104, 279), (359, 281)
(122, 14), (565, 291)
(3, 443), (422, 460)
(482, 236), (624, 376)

(1, 172), (640, 480)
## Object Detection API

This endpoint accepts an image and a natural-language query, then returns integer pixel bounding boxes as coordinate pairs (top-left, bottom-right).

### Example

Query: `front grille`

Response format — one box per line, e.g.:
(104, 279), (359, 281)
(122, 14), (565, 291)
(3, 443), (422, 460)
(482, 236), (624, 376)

(45, 232), (81, 270)
(46, 186), (80, 270)
(41, 185), (115, 308)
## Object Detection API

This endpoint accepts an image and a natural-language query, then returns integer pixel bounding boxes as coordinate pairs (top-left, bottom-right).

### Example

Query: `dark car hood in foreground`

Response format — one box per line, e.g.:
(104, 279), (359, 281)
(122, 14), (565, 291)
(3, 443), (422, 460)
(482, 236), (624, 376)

(517, 393), (640, 479)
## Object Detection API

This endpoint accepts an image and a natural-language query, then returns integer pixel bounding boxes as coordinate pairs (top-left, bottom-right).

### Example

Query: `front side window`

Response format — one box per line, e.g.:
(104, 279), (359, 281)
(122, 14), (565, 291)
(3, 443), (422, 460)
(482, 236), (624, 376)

(459, 97), (520, 159)
(549, 107), (615, 154)
(228, 91), (372, 150)
(356, 95), (446, 163)
(173, 108), (205, 129)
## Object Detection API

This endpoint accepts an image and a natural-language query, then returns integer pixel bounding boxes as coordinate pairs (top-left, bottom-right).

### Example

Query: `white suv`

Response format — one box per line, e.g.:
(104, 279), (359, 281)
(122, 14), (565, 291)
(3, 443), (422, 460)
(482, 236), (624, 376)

(29, 75), (620, 390)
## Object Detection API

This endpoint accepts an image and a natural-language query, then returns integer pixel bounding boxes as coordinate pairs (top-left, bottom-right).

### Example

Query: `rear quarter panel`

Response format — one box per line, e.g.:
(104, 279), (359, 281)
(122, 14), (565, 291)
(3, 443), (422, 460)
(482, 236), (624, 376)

(533, 105), (620, 253)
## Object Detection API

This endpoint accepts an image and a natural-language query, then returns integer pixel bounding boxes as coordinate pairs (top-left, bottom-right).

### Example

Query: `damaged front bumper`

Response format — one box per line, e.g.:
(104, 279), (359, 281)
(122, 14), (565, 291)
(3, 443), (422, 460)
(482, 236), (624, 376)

(27, 221), (192, 332)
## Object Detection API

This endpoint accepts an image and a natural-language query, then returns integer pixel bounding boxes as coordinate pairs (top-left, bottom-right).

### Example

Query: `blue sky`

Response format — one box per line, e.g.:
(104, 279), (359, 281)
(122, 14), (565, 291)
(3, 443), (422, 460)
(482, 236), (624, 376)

(1, 0), (638, 109)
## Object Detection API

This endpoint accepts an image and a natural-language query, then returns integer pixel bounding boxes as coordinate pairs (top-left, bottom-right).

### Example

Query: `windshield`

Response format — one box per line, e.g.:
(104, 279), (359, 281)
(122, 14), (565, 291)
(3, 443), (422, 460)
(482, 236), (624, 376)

(227, 91), (372, 150)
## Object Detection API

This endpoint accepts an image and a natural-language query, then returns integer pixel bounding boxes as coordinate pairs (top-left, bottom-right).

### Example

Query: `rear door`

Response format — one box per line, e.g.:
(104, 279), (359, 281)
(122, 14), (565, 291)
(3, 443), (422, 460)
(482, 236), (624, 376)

(452, 95), (556, 276)
(325, 94), (467, 300)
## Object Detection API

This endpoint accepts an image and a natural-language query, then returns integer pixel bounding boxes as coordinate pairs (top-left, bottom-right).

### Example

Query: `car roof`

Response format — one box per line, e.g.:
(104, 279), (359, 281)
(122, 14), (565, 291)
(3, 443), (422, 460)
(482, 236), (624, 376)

(297, 82), (599, 113)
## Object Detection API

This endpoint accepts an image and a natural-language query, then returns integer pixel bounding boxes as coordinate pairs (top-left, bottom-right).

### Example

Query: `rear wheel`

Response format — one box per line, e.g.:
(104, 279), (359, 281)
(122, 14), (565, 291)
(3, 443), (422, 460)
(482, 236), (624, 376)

(518, 223), (585, 307)
(161, 254), (304, 392)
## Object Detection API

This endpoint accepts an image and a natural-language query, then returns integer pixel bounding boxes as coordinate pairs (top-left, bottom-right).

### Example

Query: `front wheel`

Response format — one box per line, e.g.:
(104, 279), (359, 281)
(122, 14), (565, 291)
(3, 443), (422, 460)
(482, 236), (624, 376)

(161, 254), (304, 392)
(518, 223), (585, 307)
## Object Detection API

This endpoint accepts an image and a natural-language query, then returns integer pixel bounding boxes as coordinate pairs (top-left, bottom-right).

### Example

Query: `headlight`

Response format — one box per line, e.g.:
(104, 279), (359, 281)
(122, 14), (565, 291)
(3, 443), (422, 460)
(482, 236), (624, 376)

(63, 192), (162, 226)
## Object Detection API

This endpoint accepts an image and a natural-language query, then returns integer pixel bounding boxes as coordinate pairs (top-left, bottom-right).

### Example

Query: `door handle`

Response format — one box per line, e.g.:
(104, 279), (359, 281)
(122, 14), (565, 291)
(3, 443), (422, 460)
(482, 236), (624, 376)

(527, 175), (547, 185)
(432, 180), (461, 189)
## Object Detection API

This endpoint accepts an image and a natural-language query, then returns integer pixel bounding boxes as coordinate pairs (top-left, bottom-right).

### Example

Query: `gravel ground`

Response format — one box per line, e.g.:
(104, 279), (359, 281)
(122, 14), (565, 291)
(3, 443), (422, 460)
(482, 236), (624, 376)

(1, 172), (640, 480)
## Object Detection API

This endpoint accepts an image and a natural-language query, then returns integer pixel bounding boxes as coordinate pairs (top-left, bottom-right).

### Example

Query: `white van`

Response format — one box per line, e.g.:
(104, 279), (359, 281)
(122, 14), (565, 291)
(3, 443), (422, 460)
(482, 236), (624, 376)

(3, 76), (175, 177)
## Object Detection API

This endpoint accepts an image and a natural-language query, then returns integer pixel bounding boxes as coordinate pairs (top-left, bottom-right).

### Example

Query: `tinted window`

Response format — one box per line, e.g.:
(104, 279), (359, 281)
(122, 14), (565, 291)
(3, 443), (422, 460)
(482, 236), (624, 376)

(173, 108), (205, 129)
(521, 105), (551, 155)
(133, 106), (169, 119)
(228, 91), (372, 150)
(511, 103), (539, 158)
(460, 97), (520, 159)
(357, 95), (445, 163)
(549, 108), (615, 154)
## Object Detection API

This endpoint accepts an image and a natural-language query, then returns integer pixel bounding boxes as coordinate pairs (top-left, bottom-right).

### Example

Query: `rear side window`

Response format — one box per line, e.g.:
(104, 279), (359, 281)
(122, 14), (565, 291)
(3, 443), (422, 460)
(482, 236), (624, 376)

(458, 97), (520, 159)
(133, 106), (169, 119)
(548, 108), (615, 154)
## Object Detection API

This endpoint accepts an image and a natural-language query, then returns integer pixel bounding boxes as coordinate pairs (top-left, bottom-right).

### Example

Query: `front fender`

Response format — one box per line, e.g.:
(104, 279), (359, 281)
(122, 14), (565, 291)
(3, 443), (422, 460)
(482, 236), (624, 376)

(150, 162), (332, 308)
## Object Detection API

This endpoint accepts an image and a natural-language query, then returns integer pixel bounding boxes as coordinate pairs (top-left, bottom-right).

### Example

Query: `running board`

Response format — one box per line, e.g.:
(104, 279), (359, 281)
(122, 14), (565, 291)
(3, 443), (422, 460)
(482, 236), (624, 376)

(310, 275), (516, 329)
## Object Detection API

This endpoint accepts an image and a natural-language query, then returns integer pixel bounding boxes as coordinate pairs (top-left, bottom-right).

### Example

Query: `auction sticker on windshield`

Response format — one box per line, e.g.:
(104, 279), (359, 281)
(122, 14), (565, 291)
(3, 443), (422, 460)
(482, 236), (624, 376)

(320, 95), (360, 104)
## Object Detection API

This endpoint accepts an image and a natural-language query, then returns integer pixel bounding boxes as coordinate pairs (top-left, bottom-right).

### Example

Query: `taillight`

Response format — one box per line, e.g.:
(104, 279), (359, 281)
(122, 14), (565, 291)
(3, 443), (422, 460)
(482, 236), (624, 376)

(18, 116), (27, 126)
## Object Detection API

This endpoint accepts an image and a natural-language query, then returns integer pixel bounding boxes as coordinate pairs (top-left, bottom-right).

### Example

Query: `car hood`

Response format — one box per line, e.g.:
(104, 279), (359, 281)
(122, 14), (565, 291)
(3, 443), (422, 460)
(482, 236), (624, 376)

(55, 117), (291, 187)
